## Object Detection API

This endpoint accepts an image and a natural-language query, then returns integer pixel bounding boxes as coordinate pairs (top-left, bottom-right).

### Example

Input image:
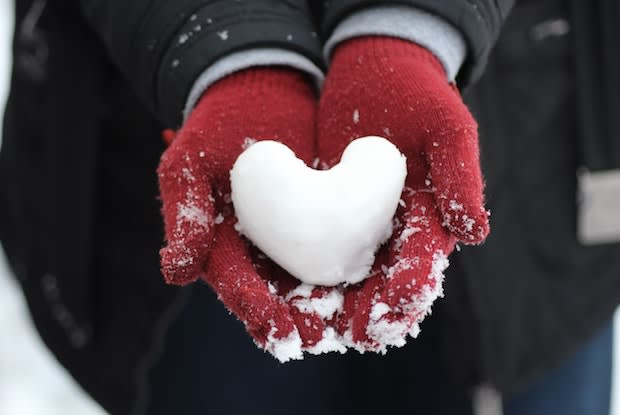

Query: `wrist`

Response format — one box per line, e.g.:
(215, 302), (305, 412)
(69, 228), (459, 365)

(190, 66), (316, 119)
(184, 49), (324, 122)
(331, 36), (446, 80)
(325, 6), (466, 81)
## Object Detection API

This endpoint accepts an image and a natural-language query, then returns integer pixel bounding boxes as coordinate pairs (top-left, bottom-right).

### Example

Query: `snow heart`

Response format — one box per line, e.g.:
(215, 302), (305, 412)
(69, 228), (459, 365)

(230, 136), (407, 286)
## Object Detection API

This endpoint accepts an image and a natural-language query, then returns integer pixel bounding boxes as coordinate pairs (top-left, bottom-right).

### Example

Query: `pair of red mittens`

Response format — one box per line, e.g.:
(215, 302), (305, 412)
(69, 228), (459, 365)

(158, 37), (489, 358)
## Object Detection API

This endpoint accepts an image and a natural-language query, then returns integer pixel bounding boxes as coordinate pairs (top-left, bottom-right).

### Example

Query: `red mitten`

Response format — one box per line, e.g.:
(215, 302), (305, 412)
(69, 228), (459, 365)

(318, 37), (490, 351)
(158, 67), (326, 360)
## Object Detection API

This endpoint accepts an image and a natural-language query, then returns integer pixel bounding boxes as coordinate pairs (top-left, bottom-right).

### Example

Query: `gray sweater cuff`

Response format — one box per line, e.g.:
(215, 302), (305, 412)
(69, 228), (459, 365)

(324, 6), (467, 81)
(184, 48), (325, 121)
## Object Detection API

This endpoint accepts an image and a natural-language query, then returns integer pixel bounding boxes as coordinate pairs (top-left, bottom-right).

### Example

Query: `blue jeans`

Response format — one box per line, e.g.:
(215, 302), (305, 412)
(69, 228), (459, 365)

(504, 319), (613, 415)
(147, 283), (613, 415)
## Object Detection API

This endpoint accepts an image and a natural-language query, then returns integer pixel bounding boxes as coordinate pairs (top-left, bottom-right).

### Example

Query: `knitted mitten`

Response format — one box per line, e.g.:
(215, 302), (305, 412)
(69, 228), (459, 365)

(318, 37), (489, 349)
(158, 68), (325, 359)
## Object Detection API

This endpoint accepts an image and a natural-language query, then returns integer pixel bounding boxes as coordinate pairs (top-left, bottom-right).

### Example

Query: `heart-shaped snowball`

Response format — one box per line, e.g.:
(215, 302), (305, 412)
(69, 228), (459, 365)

(230, 136), (407, 286)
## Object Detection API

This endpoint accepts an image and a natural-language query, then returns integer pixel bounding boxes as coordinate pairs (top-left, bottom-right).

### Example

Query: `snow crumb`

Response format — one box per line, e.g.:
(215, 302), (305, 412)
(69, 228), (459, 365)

(409, 323), (421, 338)
(339, 328), (371, 354)
(189, 14), (197, 21)
(307, 290), (343, 320)
(369, 302), (390, 321)
(206, 18), (213, 24)
(286, 34), (293, 41)
(285, 283), (314, 301)
(306, 328), (347, 355)
(214, 214), (224, 225)
(432, 142), (439, 147)
(181, 167), (195, 181)
(242, 137), (257, 149)
(382, 256), (418, 279)
(266, 328), (303, 363)
(267, 282), (277, 295)
(173, 256), (193, 268)
(352, 109), (360, 124)
(178, 33), (189, 44)
(429, 251), (449, 284)
(402, 186), (415, 196)
(171, 59), (180, 68)
(199, 151), (205, 157)
(393, 225), (421, 253)
(449, 200), (464, 211)
(366, 313), (413, 351)
(462, 215), (475, 232)
(177, 202), (209, 228)
(383, 127), (391, 137)
(313, 291), (344, 319)
(217, 30), (229, 40)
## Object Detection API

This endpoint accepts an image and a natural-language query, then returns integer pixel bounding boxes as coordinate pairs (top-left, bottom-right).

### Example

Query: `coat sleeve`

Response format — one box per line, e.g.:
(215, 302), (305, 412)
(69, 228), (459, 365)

(77, 0), (324, 127)
(321, 0), (515, 87)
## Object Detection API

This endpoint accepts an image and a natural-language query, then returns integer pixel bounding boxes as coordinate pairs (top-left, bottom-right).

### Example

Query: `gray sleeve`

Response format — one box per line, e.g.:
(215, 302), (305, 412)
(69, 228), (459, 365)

(324, 5), (467, 81)
(183, 48), (324, 121)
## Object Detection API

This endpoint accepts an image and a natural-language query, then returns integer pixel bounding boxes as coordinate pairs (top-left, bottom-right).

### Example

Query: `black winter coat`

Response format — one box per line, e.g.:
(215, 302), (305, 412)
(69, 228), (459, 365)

(1, 0), (618, 414)
(449, 0), (620, 394)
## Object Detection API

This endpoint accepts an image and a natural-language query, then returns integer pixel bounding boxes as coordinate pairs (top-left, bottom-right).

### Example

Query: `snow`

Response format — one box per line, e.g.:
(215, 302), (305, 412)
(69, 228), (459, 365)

(287, 285), (344, 320)
(242, 136), (256, 149)
(284, 282), (314, 300)
(306, 327), (347, 355)
(177, 201), (209, 228)
(265, 326), (303, 363)
(0, 2), (619, 413)
(231, 136), (407, 286)
(369, 302), (391, 320)
(303, 290), (344, 320)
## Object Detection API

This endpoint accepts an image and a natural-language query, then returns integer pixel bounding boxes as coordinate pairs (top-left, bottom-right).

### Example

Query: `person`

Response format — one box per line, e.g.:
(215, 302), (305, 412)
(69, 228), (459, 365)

(0, 1), (617, 414)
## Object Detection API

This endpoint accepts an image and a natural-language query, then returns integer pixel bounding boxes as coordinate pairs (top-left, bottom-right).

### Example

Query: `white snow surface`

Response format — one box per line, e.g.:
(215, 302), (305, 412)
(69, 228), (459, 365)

(265, 327), (303, 363)
(0, 3), (619, 413)
(290, 288), (344, 320)
(231, 136), (407, 286)
(306, 327), (347, 355)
